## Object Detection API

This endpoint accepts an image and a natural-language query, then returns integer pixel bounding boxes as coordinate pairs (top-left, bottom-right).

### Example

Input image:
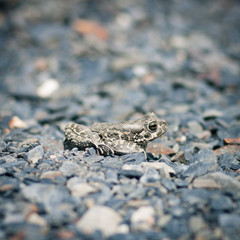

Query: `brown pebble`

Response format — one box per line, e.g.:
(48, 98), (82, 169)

(146, 142), (175, 157)
(223, 138), (240, 145)
(72, 19), (108, 41)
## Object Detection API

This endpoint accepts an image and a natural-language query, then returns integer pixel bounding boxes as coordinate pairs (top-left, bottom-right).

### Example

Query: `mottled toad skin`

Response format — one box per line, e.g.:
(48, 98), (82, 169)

(64, 112), (168, 156)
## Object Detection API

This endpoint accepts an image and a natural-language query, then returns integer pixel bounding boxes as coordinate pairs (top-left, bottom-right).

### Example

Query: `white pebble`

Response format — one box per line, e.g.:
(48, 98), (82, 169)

(36, 78), (59, 98)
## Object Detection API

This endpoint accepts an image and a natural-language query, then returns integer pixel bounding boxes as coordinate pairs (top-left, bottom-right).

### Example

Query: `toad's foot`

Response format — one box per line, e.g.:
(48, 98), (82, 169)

(96, 144), (114, 156)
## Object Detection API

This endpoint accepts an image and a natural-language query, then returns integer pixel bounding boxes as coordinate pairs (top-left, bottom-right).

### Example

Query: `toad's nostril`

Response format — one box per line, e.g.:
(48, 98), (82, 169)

(160, 120), (167, 125)
(160, 120), (168, 132)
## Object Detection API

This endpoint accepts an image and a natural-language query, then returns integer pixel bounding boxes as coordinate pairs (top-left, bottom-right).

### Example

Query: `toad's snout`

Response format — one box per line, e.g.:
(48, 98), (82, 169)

(159, 119), (168, 132)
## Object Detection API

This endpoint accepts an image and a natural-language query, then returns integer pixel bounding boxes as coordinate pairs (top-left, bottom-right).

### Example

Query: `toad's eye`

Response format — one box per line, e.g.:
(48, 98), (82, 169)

(148, 121), (158, 132)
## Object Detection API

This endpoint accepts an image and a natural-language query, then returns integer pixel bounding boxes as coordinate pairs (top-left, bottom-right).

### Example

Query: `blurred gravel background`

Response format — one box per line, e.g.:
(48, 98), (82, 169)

(0, 0), (240, 239)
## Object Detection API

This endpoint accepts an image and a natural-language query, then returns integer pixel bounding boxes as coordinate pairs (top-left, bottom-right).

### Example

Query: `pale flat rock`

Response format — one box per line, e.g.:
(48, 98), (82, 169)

(141, 162), (175, 178)
(131, 206), (155, 231)
(76, 205), (122, 236)
(203, 109), (223, 119)
(191, 178), (221, 189)
(122, 164), (143, 172)
(27, 213), (47, 227)
(170, 104), (190, 114)
(200, 172), (240, 191)
(69, 183), (97, 198)
(0, 167), (7, 175)
(40, 171), (61, 180)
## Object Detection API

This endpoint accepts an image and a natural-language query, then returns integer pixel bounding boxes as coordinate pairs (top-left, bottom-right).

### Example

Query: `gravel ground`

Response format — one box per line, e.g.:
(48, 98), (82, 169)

(0, 0), (240, 239)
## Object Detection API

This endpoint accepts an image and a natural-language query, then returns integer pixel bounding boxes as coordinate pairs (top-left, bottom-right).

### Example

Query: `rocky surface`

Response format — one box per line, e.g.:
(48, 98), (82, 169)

(0, 0), (240, 239)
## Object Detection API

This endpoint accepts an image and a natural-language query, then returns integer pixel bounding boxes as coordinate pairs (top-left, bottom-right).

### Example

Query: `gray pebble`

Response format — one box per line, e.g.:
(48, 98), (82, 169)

(59, 161), (81, 177)
(0, 167), (7, 175)
(161, 178), (176, 191)
(210, 194), (235, 212)
(218, 153), (240, 170)
(25, 145), (44, 164)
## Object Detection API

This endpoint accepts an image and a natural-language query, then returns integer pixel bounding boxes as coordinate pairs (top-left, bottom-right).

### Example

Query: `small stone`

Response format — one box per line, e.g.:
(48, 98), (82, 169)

(158, 214), (172, 228)
(196, 130), (211, 139)
(38, 162), (51, 170)
(219, 214), (240, 230)
(210, 194), (234, 211)
(120, 152), (146, 164)
(174, 179), (189, 188)
(172, 143), (179, 153)
(110, 54), (145, 71)
(181, 189), (209, 206)
(121, 163), (142, 172)
(235, 152), (240, 161)
(36, 78), (60, 98)
(200, 172), (240, 192)
(66, 177), (84, 187)
(59, 161), (81, 177)
(105, 169), (118, 184)
(76, 205), (122, 236)
(41, 136), (63, 152)
(83, 154), (103, 164)
(22, 184), (70, 213)
(182, 148), (219, 177)
(3, 155), (16, 163)
(189, 216), (206, 233)
(182, 161), (211, 178)
(214, 145), (240, 156)
(40, 171), (61, 180)
(34, 57), (48, 71)
(27, 213), (47, 227)
(0, 167), (7, 175)
(9, 116), (27, 129)
(131, 206), (155, 231)
(218, 124), (240, 140)
(56, 230), (75, 239)
(165, 219), (189, 238)
(187, 121), (203, 134)
(69, 183), (97, 198)
(224, 138), (240, 145)
(133, 65), (148, 77)
(141, 162), (175, 178)
(171, 151), (185, 163)
(101, 158), (123, 169)
(72, 19), (108, 41)
(118, 169), (143, 179)
(25, 145), (44, 164)
(0, 137), (6, 151)
(4, 212), (25, 224)
(169, 206), (186, 218)
(176, 135), (187, 143)
(218, 153), (240, 170)
(203, 109), (223, 119)
(191, 178), (221, 189)
(115, 12), (133, 29)
(161, 178), (176, 191)
(86, 147), (97, 156)
(146, 142), (175, 157)
(193, 148), (217, 165)
(191, 142), (213, 150)
(140, 168), (160, 183)
(170, 104), (190, 114)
